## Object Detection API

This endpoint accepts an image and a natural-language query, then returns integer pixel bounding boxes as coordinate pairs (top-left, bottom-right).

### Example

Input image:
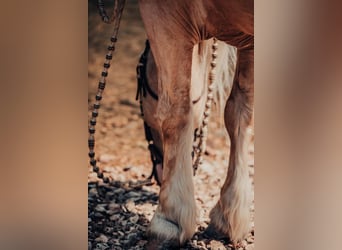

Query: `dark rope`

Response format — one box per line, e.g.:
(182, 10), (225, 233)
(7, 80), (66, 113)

(88, 0), (126, 183)
(97, 0), (125, 24)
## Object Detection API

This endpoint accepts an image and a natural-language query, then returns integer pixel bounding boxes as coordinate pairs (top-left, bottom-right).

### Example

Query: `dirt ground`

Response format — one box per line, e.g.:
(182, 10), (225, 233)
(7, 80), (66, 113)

(88, 1), (254, 249)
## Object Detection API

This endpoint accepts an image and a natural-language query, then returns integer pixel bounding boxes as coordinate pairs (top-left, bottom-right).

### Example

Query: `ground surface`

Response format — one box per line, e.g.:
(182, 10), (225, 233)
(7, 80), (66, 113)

(88, 1), (254, 249)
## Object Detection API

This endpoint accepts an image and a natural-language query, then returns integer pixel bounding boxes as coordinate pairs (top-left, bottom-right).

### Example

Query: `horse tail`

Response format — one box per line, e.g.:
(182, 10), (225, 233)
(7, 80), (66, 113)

(193, 39), (237, 125)
(213, 41), (237, 119)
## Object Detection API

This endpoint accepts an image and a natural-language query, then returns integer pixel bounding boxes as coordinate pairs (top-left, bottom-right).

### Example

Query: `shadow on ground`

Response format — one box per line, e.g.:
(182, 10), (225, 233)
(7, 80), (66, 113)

(88, 180), (158, 249)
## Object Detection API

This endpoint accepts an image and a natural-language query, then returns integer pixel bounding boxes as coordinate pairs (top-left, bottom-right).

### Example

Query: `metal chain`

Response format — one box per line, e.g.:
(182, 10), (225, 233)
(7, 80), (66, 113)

(192, 37), (218, 175)
(88, 0), (126, 183)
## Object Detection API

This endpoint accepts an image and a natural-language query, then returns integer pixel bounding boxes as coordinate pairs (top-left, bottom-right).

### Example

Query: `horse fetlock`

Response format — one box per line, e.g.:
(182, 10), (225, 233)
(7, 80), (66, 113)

(209, 188), (251, 243)
(148, 212), (180, 242)
(148, 205), (196, 246)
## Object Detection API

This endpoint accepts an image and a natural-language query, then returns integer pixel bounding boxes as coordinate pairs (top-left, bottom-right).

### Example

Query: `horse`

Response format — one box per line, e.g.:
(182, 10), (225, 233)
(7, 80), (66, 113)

(97, 0), (254, 248)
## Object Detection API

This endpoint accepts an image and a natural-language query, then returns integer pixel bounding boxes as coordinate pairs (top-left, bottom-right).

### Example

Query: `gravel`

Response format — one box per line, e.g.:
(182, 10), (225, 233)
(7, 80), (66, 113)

(88, 160), (254, 249)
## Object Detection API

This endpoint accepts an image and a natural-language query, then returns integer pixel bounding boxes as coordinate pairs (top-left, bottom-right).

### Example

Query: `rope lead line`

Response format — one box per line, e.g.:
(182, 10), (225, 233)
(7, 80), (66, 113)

(88, 0), (126, 183)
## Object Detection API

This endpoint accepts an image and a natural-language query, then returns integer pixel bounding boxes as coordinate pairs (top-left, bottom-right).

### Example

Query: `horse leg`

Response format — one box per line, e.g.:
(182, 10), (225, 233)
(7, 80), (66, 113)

(207, 48), (254, 243)
(146, 46), (196, 248)
(138, 37), (196, 249)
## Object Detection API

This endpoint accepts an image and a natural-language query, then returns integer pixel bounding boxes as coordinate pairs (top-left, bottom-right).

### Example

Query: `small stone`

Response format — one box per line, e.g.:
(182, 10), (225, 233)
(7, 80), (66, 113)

(108, 203), (121, 212)
(113, 188), (125, 194)
(104, 227), (113, 234)
(95, 243), (109, 250)
(127, 191), (141, 198)
(137, 240), (148, 246)
(105, 191), (114, 200)
(99, 154), (115, 163)
(95, 234), (108, 243)
(95, 205), (106, 212)
(103, 166), (114, 172)
(94, 212), (103, 218)
(111, 238), (120, 245)
(89, 188), (98, 195)
(210, 240), (225, 250)
(136, 224), (147, 232)
(88, 173), (98, 182)
(125, 200), (137, 213)
(121, 240), (130, 247)
(129, 214), (139, 224)
(110, 214), (120, 221)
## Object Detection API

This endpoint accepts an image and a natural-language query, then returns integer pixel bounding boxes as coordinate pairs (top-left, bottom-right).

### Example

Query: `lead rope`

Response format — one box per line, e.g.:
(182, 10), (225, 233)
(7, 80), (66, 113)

(97, 0), (123, 24)
(192, 37), (218, 175)
(88, 0), (126, 183)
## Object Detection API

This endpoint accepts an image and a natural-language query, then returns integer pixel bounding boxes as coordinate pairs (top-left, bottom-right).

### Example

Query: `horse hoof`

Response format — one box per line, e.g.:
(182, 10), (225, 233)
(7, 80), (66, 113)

(146, 236), (180, 250)
(203, 223), (229, 241)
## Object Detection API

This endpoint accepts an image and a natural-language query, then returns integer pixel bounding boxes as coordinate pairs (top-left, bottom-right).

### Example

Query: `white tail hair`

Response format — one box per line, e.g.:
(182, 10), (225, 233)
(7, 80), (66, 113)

(191, 39), (237, 125)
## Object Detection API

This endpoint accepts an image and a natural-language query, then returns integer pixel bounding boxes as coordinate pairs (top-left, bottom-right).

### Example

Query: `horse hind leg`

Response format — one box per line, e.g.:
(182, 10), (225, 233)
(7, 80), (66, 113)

(207, 48), (254, 244)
